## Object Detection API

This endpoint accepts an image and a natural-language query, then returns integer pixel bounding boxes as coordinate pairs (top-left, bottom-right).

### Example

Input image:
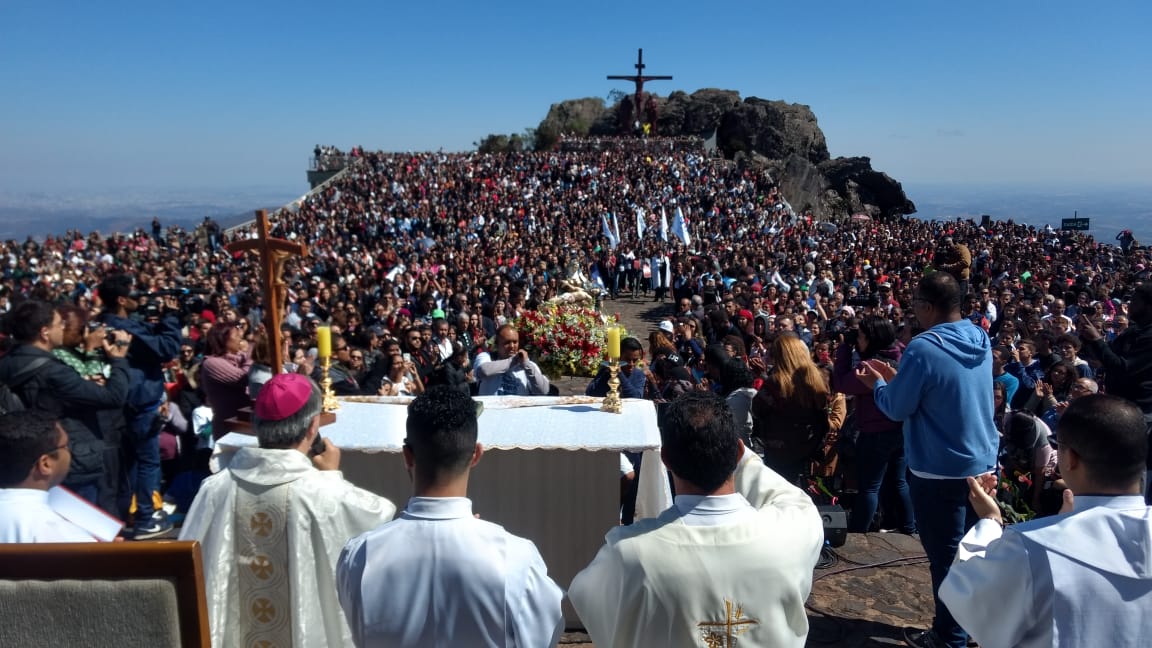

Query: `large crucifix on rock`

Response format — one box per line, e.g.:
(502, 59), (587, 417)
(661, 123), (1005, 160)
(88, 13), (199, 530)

(607, 48), (672, 132)
(226, 209), (306, 376)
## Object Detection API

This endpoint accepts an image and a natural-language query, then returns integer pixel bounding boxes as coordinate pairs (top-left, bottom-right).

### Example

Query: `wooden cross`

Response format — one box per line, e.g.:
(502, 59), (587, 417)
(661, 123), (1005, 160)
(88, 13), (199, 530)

(607, 48), (672, 127)
(226, 210), (307, 376)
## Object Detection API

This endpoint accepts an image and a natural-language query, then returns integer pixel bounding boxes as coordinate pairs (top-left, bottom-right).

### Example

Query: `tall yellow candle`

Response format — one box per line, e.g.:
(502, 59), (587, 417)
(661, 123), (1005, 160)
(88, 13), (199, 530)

(606, 326), (621, 360)
(316, 326), (332, 358)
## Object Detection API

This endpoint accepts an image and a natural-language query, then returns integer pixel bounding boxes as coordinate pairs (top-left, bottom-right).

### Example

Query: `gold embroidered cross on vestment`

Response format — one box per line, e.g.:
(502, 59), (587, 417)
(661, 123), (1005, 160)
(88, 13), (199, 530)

(697, 599), (758, 648)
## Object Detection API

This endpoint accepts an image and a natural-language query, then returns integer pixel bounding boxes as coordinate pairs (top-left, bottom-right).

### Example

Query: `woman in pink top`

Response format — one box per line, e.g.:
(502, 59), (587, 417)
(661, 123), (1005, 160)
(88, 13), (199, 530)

(199, 322), (252, 439)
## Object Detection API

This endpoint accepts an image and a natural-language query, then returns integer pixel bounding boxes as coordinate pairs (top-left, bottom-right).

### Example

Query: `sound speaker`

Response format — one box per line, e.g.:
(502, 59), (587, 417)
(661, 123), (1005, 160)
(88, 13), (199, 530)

(818, 504), (848, 547)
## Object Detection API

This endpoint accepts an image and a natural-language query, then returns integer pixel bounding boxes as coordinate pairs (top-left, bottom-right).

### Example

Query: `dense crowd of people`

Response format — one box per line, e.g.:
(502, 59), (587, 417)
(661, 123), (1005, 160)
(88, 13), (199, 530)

(1, 139), (1151, 647)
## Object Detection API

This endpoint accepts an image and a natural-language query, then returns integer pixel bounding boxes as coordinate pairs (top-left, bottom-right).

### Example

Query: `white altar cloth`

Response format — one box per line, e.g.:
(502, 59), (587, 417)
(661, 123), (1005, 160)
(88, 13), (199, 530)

(216, 396), (672, 519)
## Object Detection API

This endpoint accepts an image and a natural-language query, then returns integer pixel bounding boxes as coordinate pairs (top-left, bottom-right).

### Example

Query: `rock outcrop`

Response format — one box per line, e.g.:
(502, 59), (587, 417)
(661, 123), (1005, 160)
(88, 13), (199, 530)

(532, 89), (915, 220)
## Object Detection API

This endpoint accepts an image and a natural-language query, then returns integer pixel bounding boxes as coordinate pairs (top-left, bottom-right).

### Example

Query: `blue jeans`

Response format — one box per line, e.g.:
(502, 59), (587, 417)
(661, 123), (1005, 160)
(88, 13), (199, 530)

(850, 429), (916, 533)
(120, 407), (161, 521)
(909, 474), (977, 648)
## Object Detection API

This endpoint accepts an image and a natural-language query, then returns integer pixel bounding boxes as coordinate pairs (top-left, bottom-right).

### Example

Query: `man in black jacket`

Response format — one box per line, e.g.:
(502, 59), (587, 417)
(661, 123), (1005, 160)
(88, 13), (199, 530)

(1078, 283), (1152, 501)
(97, 274), (182, 538)
(0, 300), (131, 508)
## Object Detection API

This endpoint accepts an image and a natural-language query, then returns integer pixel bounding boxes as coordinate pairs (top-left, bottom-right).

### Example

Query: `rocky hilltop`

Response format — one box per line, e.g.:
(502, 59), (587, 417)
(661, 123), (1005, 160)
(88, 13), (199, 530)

(534, 89), (915, 221)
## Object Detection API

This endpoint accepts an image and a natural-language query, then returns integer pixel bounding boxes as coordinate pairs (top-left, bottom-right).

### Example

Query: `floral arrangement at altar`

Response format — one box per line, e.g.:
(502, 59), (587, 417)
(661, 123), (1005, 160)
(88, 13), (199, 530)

(513, 305), (625, 378)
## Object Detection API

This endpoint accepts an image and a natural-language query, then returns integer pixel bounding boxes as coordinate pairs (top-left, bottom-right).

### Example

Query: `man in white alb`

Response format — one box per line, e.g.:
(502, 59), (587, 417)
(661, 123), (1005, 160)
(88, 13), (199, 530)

(940, 394), (1152, 647)
(569, 391), (824, 648)
(337, 385), (564, 647)
(0, 410), (95, 543)
(179, 373), (396, 648)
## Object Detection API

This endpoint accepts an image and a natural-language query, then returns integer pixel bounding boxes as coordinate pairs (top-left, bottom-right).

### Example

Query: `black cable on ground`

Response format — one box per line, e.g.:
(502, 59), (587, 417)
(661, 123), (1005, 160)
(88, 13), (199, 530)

(804, 552), (932, 644)
(815, 545), (838, 570)
(812, 554), (929, 583)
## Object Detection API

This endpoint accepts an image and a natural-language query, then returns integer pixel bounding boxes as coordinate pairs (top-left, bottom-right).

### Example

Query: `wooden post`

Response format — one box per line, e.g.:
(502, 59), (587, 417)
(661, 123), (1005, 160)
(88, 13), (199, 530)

(225, 210), (307, 376)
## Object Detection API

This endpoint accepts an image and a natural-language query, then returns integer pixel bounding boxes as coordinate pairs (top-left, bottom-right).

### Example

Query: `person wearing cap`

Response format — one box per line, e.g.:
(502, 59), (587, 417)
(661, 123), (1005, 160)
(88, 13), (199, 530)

(940, 394), (1152, 648)
(337, 386), (563, 647)
(180, 373), (396, 648)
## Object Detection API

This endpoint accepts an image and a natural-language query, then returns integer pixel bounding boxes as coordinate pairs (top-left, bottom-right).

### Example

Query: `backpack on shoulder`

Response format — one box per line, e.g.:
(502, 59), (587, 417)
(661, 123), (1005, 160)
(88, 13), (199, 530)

(0, 357), (51, 414)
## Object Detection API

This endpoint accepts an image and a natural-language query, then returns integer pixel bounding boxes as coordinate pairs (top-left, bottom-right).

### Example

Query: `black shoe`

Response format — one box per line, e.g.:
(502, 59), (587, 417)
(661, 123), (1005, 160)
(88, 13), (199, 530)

(903, 628), (947, 648)
(133, 511), (174, 540)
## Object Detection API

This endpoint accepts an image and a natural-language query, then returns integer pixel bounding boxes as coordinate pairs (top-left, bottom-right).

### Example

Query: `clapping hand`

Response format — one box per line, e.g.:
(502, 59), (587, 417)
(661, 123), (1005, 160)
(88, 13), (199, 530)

(1035, 380), (1052, 398)
(966, 475), (1002, 525)
(854, 359), (896, 390)
(1058, 488), (1075, 515)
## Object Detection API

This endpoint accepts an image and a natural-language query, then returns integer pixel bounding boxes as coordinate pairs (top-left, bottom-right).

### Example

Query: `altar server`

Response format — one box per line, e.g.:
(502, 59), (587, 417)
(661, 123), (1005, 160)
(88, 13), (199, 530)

(337, 385), (564, 647)
(940, 394), (1152, 648)
(569, 392), (823, 648)
(180, 373), (396, 648)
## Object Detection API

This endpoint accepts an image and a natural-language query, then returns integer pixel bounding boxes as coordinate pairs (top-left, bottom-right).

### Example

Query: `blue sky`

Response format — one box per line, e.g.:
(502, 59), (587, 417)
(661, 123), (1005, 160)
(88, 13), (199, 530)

(2, 1), (1150, 196)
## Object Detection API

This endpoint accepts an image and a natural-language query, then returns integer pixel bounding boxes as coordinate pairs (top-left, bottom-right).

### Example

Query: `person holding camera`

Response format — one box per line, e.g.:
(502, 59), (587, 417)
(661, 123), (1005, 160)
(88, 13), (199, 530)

(0, 300), (132, 509)
(97, 274), (183, 538)
(180, 373), (396, 647)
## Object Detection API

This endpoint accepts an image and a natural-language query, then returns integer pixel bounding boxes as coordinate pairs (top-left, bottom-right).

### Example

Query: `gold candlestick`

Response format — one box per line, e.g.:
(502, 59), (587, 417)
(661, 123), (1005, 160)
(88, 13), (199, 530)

(319, 356), (341, 412)
(600, 359), (622, 414)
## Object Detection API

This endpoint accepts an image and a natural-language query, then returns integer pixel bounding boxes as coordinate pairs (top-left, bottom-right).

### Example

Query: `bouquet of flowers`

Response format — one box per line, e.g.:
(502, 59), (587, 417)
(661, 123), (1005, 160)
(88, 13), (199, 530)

(513, 305), (625, 378)
(996, 467), (1036, 523)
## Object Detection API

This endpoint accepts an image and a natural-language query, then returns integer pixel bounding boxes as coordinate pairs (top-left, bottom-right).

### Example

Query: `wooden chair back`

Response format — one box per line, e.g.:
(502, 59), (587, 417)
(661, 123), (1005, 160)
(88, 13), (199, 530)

(0, 540), (210, 648)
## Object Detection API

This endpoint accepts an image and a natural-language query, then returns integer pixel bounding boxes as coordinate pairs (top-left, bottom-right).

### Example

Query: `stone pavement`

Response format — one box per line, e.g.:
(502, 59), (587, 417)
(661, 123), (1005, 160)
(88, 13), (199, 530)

(553, 294), (937, 647)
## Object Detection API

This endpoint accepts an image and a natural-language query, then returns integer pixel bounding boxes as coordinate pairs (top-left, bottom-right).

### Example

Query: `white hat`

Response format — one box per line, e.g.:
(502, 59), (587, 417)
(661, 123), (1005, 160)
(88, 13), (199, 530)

(659, 320), (675, 334)
(839, 306), (856, 317)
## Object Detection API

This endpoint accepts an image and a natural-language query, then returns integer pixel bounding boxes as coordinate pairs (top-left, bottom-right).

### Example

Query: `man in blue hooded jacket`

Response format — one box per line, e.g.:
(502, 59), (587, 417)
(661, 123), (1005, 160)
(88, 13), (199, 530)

(857, 271), (998, 648)
(97, 274), (182, 538)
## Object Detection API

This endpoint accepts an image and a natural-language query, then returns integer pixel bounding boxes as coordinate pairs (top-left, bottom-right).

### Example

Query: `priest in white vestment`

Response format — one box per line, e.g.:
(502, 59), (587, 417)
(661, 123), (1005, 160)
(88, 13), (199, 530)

(180, 374), (396, 648)
(336, 385), (564, 647)
(569, 392), (824, 648)
(940, 395), (1152, 648)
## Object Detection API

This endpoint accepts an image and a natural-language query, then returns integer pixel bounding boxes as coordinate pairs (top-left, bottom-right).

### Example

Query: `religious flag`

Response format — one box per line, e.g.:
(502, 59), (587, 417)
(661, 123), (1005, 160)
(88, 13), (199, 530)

(636, 208), (646, 239)
(601, 213), (618, 249)
(660, 207), (669, 242)
(672, 205), (691, 246)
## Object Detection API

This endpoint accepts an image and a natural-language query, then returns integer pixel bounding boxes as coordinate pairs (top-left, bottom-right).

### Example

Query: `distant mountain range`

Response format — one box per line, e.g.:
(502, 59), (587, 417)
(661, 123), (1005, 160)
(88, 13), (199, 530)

(1, 183), (1149, 247)
(905, 183), (1152, 246)
(0, 186), (299, 241)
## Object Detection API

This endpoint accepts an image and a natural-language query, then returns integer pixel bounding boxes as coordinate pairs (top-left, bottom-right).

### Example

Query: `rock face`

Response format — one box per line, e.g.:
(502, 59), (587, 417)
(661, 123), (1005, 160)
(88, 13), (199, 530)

(717, 98), (830, 164)
(533, 90), (915, 220)
(657, 89), (742, 137)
